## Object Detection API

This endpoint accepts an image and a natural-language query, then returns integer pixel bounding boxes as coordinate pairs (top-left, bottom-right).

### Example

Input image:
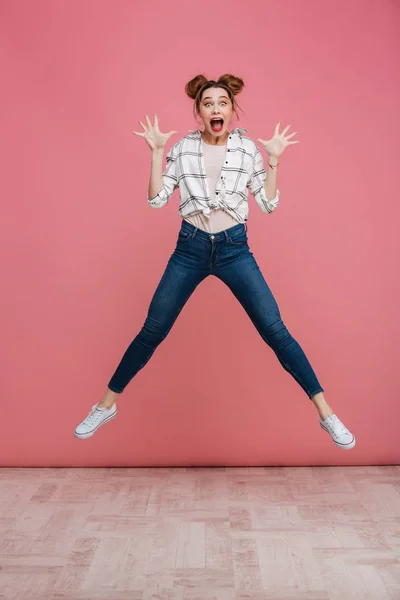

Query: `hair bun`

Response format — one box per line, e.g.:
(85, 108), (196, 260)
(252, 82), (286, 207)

(217, 73), (244, 96)
(185, 75), (209, 100)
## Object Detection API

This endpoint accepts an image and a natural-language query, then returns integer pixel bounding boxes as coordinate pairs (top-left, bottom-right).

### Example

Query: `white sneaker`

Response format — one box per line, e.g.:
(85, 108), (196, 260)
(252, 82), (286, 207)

(73, 403), (117, 439)
(320, 413), (356, 450)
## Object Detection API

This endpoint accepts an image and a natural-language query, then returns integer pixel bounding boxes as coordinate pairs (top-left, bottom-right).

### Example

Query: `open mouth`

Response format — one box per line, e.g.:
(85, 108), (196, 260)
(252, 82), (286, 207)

(210, 118), (224, 132)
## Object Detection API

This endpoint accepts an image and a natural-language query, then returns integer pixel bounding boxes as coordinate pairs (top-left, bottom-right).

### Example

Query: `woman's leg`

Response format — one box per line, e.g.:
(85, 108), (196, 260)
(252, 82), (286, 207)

(74, 247), (206, 439)
(105, 252), (207, 398)
(216, 251), (325, 401)
(214, 243), (355, 449)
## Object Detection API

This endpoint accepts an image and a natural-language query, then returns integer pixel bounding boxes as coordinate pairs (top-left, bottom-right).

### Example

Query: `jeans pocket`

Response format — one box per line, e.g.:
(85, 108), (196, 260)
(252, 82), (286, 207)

(228, 231), (248, 245)
(177, 230), (191, 243)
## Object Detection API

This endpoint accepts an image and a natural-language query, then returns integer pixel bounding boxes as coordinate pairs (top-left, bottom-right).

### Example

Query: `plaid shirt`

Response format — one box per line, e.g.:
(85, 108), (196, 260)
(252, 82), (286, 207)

(148, 127), (280, 223)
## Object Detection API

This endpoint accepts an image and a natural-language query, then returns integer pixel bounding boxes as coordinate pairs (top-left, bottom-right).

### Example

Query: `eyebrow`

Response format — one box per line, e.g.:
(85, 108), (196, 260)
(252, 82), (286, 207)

(202, 96), (229, 101)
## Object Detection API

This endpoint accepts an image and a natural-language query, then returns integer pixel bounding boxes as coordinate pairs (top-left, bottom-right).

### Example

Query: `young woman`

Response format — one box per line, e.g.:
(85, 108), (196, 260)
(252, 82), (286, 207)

(74, 73), (355, 450)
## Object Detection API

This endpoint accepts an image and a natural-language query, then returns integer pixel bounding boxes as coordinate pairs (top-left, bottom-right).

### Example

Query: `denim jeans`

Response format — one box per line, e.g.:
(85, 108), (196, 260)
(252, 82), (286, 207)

(108, 220), (324, 399)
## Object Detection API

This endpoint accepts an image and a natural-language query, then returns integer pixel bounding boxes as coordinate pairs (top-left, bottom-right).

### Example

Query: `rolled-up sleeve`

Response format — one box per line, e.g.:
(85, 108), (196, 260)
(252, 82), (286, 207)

(247, 145), (280, 214)
(148, 144), (179, 208)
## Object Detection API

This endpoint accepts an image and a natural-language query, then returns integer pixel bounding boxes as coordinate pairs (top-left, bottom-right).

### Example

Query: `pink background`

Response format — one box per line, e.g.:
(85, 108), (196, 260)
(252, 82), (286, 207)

(1, 0), (399, 466)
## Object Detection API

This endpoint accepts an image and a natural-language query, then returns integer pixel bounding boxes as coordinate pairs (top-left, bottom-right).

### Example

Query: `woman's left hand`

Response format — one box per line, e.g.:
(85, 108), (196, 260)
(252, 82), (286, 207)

(257, 122), (300, 159)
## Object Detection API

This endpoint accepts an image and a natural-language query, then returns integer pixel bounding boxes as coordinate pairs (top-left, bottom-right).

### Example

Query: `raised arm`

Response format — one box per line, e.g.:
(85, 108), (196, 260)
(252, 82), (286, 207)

(247, 146), (280, 213)
(255, 121), (300, 211)
(132, 114), (178, 208)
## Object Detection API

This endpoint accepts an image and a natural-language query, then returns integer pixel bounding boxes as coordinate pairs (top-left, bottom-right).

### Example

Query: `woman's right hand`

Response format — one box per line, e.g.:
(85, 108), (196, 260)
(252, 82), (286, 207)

(132, 114), (177, 151)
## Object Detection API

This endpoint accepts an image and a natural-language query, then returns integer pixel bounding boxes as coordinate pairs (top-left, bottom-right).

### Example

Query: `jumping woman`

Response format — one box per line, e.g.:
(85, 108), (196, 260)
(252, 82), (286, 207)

(73, 73), (356, 450)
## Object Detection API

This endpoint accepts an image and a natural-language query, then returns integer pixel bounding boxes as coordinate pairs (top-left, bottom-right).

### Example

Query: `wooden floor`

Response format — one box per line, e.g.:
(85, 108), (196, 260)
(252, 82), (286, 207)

(0, 466), (399, 599)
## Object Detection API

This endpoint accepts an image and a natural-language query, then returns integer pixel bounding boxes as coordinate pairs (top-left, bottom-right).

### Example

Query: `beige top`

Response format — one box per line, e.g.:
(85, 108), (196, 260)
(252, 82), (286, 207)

(183, 141), (239, 233)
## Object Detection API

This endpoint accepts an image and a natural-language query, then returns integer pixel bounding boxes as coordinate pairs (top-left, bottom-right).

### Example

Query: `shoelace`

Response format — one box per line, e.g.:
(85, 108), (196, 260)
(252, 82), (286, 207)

(328, 415), (348, 435)
(83, 406), (104, 427)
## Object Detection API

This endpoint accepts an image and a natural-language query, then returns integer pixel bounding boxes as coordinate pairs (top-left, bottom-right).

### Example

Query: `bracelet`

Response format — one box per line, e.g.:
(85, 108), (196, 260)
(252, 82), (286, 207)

(268, 160), (279, 169)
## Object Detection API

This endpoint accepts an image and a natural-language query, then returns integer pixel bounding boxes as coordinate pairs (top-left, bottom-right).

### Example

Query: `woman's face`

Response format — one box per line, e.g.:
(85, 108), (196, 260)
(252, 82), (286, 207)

(198, 87), (233, 139)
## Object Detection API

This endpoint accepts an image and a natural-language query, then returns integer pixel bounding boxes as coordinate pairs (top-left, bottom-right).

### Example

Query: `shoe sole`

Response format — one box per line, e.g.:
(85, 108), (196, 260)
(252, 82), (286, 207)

(320, 422), (356, 450)
(73, 410), (117, 440)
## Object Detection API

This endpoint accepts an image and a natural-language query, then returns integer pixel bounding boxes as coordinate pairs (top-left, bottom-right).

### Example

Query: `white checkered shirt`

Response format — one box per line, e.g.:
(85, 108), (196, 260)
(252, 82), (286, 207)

(148, 127), (280, 223)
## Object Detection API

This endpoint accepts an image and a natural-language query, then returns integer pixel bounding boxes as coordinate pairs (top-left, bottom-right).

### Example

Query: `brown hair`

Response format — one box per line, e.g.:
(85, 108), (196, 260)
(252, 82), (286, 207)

(185, 73), (245, 122)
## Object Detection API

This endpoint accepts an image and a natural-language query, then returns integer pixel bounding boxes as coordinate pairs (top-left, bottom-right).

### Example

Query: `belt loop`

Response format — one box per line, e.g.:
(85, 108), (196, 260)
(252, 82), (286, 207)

(224, 229), (229, 242)
(192, 225), (198, 239)
(244, 221), (248, 233)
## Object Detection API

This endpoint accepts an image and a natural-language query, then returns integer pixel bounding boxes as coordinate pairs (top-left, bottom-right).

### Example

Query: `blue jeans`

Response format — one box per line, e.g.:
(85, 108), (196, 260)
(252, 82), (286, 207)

(108, 221), (324, 399)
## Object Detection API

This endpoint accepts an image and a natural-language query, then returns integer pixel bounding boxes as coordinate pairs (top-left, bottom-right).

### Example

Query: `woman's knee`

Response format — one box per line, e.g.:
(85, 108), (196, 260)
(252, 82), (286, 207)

(261, 316), (294, 349)
(137, 314), (172, 347)
(137, 315), (177, 347)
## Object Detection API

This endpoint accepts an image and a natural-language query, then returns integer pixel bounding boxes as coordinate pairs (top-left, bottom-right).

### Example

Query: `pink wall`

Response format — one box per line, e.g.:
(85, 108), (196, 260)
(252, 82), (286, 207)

(1, 0), (399, 466)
